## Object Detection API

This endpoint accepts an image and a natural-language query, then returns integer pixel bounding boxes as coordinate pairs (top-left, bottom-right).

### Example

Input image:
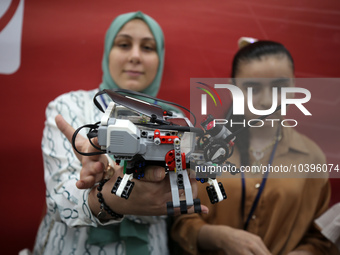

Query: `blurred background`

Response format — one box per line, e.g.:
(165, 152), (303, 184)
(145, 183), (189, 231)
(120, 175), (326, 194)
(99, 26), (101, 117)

(0, 0), (339, 254)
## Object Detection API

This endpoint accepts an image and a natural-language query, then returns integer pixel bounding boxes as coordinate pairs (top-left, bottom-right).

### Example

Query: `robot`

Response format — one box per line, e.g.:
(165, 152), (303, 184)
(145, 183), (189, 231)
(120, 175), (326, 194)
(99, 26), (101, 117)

(72, 89), (238, 215)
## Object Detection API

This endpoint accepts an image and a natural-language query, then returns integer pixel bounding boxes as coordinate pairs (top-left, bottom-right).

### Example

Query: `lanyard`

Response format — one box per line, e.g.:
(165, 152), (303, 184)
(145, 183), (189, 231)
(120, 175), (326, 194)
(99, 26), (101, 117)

(241, 131), (280, 230)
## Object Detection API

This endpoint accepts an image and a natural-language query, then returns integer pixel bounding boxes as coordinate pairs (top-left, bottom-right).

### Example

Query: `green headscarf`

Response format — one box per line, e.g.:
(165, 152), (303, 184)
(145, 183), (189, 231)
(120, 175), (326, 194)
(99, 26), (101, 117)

(99, 11), (183, 114)
(99, 11), (164, 98)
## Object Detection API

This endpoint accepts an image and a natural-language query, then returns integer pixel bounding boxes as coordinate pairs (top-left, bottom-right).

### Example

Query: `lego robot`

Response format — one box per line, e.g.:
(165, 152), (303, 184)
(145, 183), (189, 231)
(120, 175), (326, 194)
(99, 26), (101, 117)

(73, 89), (237, 215)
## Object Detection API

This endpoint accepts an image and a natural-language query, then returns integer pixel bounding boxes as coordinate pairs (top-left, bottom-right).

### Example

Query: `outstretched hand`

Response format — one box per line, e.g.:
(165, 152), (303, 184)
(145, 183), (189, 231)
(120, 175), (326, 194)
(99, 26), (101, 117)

(55, 114), (107, 189)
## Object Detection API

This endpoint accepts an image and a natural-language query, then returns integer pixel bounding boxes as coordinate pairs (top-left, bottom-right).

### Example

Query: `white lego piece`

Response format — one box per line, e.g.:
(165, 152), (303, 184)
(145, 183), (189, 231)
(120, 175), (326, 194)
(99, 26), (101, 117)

(210, 147), (226, 161)
(208, 178), (224, 202)
(182, 171), (193, 206)
(107, 119), (138, 134)
(106, 119), (139, 152)
(115, 173), (133, 197)
(101, 102), (116, 125)
(169, 171), (180, 207)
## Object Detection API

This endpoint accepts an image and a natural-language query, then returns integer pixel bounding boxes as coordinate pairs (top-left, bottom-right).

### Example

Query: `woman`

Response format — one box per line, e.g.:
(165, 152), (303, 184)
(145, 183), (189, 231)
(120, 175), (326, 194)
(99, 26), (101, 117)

(171, 40), (336, 255)
(33, 11), (186, 255)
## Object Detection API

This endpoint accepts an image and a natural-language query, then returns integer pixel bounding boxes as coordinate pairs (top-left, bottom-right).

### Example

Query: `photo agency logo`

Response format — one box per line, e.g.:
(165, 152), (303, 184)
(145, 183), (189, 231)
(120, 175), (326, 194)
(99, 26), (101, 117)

(195, 80), (311, 128)
(0, 0), (24, 74)
(196, 82), (223, 114)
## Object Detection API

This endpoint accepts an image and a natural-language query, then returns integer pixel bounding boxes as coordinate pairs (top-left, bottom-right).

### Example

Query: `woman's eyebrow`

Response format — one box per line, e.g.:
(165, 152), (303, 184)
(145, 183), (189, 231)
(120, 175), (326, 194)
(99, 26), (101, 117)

(115, 34), (132, 39)
(270, 78), (291, 86)
(115, 34), (155, 41)
(242, 81), (262, 87)
(141, 37), (156, 42)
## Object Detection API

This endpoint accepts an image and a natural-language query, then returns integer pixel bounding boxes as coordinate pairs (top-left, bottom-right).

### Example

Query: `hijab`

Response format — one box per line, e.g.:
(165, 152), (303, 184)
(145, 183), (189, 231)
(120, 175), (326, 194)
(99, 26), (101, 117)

(99, 11), (164, 98)
(99, 11), (183, 114)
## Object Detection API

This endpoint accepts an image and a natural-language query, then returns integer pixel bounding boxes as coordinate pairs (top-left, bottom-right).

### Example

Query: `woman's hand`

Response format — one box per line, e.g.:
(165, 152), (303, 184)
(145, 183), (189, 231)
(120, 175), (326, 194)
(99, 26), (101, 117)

(198, 225), (272, 255)
(89, 164), (208, 216)
(55, 114), (208, 216)
(92, 164), (172, 216)
(55, 114), (108, 189)
(55, 114), (184, 188)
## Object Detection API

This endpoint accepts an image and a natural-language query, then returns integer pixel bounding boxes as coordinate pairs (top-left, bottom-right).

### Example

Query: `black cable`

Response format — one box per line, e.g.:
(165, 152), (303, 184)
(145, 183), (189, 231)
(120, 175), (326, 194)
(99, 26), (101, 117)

(136, 123), (204, 134)
(93, 90), (107, 113)
(72, 123), (106, 156)
(95, 89), (198, 126)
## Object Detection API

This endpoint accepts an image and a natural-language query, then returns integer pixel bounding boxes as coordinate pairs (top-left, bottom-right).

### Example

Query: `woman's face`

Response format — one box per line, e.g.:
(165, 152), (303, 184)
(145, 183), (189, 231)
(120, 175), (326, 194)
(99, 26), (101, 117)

(108, 19), (159, 91)
(234, 54), (294, 123)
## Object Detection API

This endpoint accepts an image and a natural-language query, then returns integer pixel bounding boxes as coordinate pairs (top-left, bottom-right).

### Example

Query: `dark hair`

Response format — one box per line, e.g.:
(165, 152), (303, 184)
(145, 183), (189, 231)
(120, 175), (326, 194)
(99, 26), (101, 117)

(227, 40), (294, 166)
(231, 40), (294, 78)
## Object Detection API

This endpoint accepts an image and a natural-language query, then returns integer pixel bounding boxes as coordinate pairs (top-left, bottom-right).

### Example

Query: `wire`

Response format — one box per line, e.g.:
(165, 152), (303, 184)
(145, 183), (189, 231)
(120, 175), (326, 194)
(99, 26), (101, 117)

(136, 123), (204, 134)
(94, 89), (198, 126)
(71, 122), (106, 156)
(93, 90), (107, 113)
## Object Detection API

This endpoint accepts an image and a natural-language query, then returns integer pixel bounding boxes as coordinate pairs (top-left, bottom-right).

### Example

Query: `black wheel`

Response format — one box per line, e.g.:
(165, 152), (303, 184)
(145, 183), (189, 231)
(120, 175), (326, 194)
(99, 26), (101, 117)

(204, 140), (229, 164)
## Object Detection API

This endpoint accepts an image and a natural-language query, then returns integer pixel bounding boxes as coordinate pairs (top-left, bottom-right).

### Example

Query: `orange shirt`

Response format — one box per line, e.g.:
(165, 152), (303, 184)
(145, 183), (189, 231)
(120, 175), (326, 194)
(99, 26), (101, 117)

(172, 127), (337, 255)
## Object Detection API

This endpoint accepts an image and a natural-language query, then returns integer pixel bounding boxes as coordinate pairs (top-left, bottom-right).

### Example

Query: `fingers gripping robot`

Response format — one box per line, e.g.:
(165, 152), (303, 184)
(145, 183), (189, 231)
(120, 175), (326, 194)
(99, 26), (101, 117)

(73, 89), (238, 215)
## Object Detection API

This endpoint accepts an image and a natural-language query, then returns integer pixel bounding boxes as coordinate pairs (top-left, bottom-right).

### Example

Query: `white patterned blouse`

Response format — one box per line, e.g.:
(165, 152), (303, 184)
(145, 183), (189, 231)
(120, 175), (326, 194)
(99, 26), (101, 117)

(33, 89), (169, 255)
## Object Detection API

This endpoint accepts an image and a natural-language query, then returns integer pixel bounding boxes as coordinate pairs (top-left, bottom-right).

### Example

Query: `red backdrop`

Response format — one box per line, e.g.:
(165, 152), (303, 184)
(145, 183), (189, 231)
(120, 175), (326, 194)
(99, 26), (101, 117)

(0, 0), (339, 254)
